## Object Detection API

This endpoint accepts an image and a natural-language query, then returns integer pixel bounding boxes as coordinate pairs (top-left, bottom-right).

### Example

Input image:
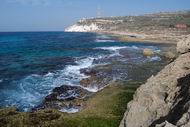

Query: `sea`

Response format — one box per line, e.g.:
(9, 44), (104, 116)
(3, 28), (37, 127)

(0, 32), (166, 112)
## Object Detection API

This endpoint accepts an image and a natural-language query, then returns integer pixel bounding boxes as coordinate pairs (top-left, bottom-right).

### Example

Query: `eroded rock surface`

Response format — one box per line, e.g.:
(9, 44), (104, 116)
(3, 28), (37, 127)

(120, 35), (190, 127)
(177, 35), (190, 54)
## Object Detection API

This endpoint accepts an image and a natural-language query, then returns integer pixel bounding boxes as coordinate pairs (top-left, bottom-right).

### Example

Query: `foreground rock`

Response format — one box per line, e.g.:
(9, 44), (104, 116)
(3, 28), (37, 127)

(164, 51), (176, 61)
(33, 85), (92, 112)
(177, 35), (190, 54)
(120, 35), (190, 127)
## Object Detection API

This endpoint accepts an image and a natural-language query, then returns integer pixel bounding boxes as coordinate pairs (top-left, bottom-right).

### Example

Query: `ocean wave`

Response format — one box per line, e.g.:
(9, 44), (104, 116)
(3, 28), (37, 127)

(95, 46), (129, 51)
(59, 57), (95, 86)
(95, 39), (116, 42)
(149, 56), (162, 61)
(0, 79), (3, 83)
(1, 45), (162, 111)
(1, 56), (107, 111)
(94, 46), (132, 57)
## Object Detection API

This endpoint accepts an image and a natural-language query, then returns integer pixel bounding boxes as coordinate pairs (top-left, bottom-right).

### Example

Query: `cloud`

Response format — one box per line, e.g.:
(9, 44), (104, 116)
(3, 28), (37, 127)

(5, 0), (79, 6)
(6, 0), (52, 6)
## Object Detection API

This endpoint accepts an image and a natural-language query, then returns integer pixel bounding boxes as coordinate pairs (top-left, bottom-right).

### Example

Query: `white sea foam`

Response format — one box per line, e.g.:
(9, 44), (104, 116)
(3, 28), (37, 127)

(4, 56), (98, 111)
(154, 49), (161, 53)
(95, 39), (116, 42)
(57, 89), (78, 100)
(0, 79), (3, 83)
(81, 85), (99, 93)
(2, 44), (162, 111)
(45, 72), (54, 77)
(131, 46), (139, 50)
(95, 46), (128, 51)
(149, 56), (162, 61)
(62, 57), (94, 81)
(95, 46), (130, 57)
(60, 107), (79, 113)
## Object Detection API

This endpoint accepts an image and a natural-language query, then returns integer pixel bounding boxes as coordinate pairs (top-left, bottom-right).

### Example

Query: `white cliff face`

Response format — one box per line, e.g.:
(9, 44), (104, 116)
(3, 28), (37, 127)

(65, 23), (101, 32)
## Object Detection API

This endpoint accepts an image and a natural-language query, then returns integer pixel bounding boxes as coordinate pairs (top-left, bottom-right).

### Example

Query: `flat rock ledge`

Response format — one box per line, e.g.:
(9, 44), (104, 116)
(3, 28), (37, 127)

(120, 35), (190, 127)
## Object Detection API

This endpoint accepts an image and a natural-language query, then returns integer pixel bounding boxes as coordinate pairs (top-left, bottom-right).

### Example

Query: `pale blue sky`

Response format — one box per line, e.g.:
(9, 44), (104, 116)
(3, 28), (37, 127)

(0, 0), (190, 32)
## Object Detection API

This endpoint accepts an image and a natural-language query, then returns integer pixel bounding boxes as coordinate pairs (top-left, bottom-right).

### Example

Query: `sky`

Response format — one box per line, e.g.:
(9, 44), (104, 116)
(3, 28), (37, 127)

(0, 0), (190, 32)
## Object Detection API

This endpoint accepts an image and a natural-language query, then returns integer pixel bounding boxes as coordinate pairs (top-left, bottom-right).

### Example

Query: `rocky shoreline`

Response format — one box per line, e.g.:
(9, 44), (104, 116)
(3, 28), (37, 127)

(119, 35), (190, 127)
(65, 11), (190, 45)
(100, 31), (180, 44)
(31, 44), (175, 114)
(0, 38), (176, 126)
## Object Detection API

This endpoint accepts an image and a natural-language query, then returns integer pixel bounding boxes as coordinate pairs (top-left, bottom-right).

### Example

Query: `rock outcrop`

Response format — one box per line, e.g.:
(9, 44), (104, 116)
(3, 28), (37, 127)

(177, 35), (190, 54)
(120, 35), (190, 127)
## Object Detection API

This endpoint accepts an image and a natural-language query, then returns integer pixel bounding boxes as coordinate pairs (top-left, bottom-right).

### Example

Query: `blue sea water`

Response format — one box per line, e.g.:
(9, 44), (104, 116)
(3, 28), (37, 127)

(0, 32), (163, 111)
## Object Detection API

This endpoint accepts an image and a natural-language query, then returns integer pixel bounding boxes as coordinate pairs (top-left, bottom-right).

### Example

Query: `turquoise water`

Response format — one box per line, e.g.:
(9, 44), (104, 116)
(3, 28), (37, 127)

(0, 32), (163, 111)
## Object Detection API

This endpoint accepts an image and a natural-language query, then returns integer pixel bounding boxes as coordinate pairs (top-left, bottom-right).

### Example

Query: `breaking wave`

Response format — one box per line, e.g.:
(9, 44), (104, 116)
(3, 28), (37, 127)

(0, 56), (109, 111)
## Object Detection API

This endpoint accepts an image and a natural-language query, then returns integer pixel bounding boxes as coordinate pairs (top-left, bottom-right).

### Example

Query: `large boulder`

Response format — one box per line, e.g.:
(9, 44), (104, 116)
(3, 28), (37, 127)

(143, 48), (154, 56)
(177, 35), (190, 54)
(119, 52), (190, 127)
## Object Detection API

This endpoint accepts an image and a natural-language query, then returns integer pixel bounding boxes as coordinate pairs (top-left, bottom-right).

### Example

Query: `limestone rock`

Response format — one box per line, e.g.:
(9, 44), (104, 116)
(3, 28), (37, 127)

(119, 52), (190, 127)
(143, 48), (154, 56)
(177, 35), (190, 54)
(164, 51), (176, 60)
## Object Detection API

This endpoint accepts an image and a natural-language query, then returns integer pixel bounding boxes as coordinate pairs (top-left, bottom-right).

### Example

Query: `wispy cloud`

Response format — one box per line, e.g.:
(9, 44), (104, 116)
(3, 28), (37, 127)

(6, 0), (52, 6)
(4, 0), (80, 7)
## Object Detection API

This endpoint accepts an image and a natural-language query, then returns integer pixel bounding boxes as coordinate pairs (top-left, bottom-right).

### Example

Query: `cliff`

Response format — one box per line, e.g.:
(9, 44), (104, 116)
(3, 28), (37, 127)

(119, 35), (190, 127)
(65, 11), (190, 43)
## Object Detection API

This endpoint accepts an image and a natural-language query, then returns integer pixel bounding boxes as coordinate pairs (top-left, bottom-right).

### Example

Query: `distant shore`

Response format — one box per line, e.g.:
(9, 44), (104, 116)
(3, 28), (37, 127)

(96, 31), (180, 44)
(65, 10), (190, 44)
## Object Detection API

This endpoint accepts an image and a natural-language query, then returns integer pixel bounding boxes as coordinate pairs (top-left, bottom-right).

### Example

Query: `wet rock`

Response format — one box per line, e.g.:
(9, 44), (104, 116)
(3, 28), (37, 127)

(177, 35), (190, 54)
(80, 75), (107, 90)
(33, 85), (91, 112)
(143, 48), (154, 56)
(92, 56), (115, 65)
(80, 68), (97, 76)
(80, 66), (114, 91)
(45, 85), (89, 101)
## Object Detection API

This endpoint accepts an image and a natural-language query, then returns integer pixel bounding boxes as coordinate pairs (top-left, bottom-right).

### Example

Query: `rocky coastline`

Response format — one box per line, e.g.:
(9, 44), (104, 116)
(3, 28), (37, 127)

(1, 11), (190, 127)
(65, 11), (190, 44)
(119, 35), (190, 127)
(0, 39), (175, 126)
